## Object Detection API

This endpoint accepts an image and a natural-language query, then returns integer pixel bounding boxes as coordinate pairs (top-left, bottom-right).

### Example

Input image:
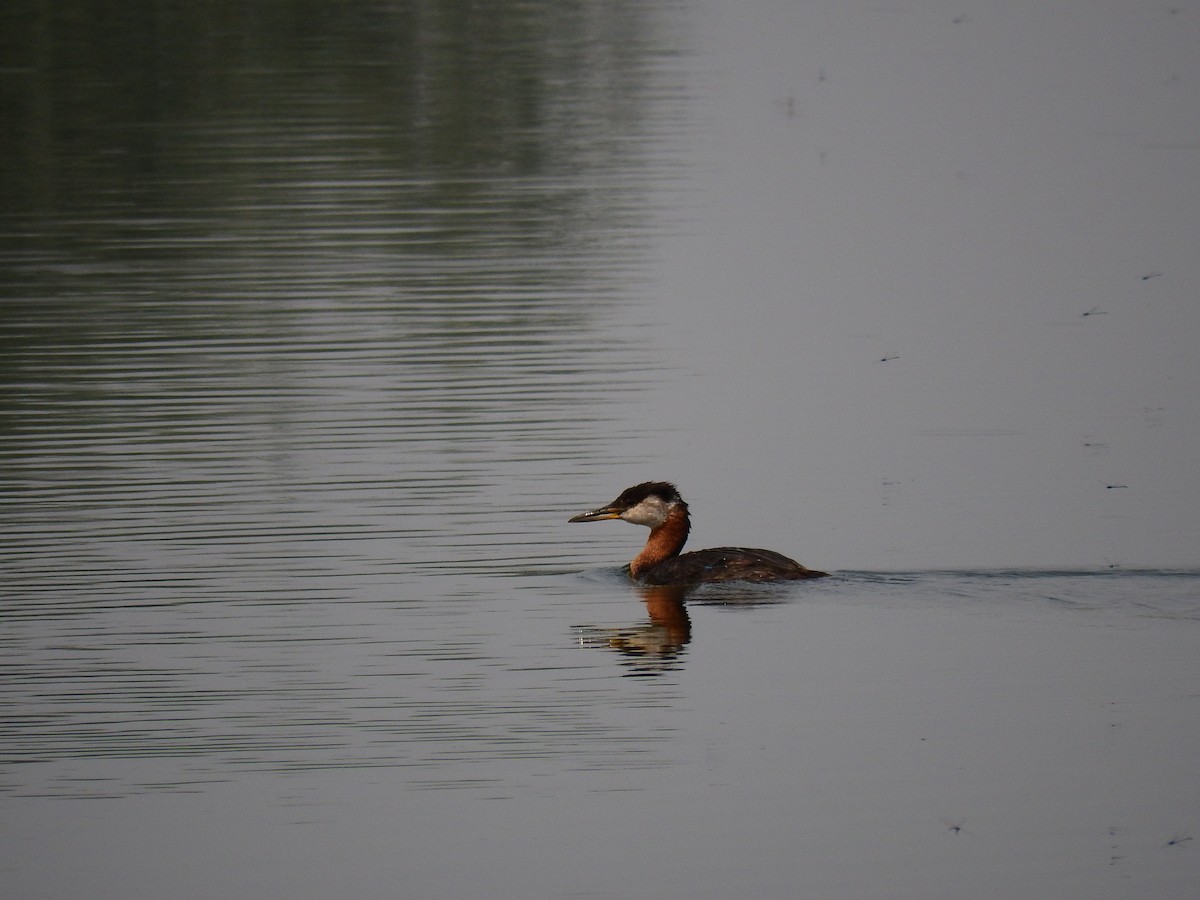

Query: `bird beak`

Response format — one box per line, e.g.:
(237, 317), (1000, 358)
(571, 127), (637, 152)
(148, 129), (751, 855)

(568, 504), (623, 523)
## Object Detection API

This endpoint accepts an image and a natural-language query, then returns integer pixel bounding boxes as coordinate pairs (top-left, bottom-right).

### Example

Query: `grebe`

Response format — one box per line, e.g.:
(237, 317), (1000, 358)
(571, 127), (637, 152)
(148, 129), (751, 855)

(568, 481), (828, 585)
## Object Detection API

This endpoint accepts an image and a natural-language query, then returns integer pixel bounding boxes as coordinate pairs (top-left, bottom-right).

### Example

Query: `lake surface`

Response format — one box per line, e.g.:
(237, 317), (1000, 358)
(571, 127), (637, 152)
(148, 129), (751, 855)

(2, 1), (1198, 898)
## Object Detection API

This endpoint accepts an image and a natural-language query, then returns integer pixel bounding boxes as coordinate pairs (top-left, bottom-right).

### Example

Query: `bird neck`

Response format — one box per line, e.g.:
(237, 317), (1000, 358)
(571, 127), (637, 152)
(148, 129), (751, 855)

(630, 502), (690, 578)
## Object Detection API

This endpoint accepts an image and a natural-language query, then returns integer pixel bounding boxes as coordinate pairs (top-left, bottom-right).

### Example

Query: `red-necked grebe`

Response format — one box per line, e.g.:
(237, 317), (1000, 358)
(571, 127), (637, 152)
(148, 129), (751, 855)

(569, 481), (828, 584)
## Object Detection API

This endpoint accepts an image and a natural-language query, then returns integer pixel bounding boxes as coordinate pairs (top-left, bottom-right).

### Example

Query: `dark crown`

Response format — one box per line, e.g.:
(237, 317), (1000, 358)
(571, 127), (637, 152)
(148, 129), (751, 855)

(614, 481), (681, 507)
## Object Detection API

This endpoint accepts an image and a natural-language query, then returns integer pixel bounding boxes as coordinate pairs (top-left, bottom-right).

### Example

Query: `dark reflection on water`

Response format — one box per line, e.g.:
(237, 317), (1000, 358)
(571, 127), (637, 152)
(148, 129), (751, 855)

(0, 0), (690, 582)
(574, 582), (693, 675)
(572, 565), (1200, 681)
(4, 6), (1198, 898)
(0, 0), (693, 799)
(572, 576), (835, 676)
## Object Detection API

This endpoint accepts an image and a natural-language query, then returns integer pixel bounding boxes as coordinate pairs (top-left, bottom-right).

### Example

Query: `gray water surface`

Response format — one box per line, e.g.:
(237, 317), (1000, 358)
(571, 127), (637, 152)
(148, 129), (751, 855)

(3, 2), (1199, 898)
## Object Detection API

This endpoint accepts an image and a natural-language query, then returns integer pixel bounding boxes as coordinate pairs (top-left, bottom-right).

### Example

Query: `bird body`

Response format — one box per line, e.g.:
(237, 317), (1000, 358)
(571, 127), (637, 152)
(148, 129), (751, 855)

(569, 482), (828, 584)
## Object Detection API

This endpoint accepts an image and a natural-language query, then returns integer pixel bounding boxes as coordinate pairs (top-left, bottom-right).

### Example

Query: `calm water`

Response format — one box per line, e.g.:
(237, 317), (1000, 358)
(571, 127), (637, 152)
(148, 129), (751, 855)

(3, 1), (1199, 898)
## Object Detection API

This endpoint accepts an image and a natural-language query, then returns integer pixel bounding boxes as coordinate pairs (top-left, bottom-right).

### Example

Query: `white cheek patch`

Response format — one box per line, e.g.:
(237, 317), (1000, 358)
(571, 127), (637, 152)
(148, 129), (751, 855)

(620, 496), (671, 527)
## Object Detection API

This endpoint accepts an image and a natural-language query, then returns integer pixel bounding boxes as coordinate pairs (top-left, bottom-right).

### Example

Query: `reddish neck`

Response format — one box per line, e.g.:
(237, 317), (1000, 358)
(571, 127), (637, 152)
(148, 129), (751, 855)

(630, 503), (690, 578)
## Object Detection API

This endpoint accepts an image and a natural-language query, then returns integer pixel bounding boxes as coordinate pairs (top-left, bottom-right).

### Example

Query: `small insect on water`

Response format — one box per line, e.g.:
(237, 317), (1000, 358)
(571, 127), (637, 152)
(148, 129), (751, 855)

(1165, 831), (1192, 847)
(940, 817), (967, 835)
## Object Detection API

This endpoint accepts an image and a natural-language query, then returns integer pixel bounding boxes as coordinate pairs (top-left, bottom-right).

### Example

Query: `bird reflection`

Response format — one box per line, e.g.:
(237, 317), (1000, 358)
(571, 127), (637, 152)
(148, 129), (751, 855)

(574, 578), (812, 675)
(575, 584), (692, 674)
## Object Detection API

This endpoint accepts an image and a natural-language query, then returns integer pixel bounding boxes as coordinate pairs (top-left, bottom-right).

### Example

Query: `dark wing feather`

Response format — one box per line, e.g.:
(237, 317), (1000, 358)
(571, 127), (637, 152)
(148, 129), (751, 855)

(640, 547), (828, 585)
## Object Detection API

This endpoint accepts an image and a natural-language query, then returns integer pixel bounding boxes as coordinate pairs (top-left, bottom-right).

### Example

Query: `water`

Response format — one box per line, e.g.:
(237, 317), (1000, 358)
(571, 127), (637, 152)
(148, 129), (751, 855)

(3, 1), (1200, 898)
(2, 569), (1198, 898)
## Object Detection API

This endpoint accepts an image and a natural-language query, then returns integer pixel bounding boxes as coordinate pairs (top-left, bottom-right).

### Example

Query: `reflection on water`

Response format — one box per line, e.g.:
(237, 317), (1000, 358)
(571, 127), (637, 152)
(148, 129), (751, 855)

(5, 4), (1200, 899)
(0, 0), (693, 801)
(575, 582), (693, 675)
(573, 576), (832, 676)
(0, 0), (691, 586)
